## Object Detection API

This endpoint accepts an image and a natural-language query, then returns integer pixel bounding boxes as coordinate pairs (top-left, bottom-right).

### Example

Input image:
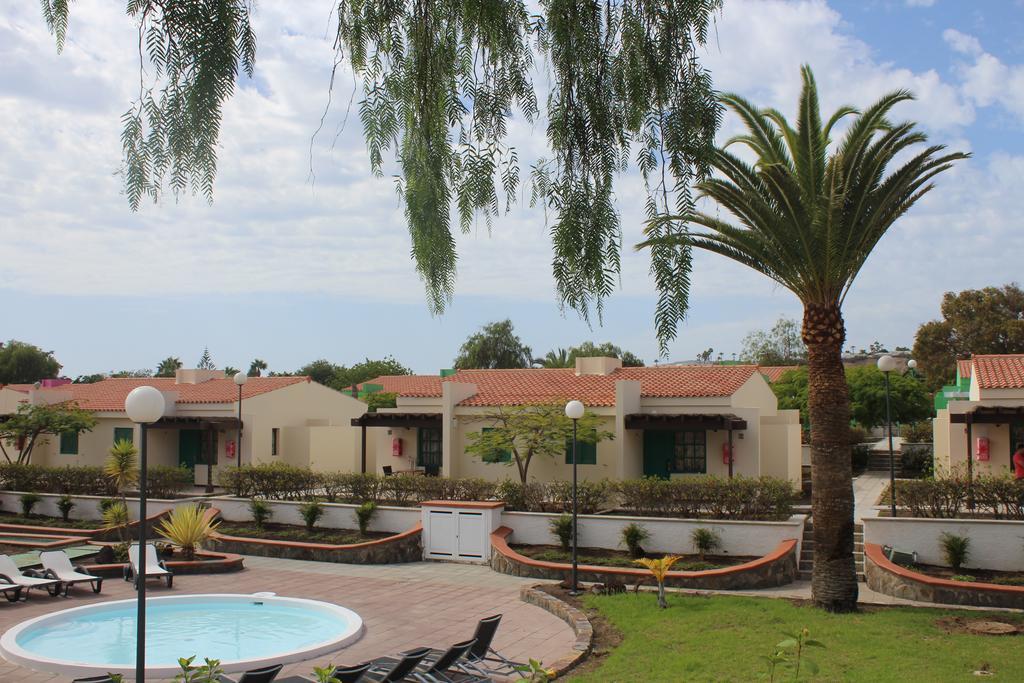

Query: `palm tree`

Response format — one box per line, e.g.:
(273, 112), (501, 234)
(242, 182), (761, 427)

(248, 359), (268, 377)
(155, 356), (182, 378)
(642, 66), (967, 612)
(105, 439), (138, 541)
(537, 348), (571, 368)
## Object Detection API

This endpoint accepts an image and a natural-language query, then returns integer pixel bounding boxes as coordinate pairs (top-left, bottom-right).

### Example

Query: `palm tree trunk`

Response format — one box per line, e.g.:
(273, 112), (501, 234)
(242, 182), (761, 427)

(803, 303), (858, 612)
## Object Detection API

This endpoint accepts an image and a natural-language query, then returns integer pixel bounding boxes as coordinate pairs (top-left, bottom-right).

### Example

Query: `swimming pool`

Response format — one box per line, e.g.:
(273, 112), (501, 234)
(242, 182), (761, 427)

(0, 594), (363, 677)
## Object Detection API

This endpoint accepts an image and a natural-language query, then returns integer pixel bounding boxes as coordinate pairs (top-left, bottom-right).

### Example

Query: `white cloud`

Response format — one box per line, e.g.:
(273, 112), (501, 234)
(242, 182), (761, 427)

(944, 29), (1024, 120)
(906, 0), (936, 7)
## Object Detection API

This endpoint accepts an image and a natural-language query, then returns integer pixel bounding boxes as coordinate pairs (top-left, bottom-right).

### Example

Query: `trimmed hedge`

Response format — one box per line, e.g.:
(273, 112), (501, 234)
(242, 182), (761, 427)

(885, 476), (1024, 519)
(0, 463), (192, 498)
(218, 464), (796, 520)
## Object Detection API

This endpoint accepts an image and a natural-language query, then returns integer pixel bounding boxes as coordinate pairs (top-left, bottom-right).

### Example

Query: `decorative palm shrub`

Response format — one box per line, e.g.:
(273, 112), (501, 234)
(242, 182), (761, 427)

(248, 499), (273, 530)
(57, 494), (75, 522)
(939, 532), (970, 571)
(105, 439), (139, 495)
(634, 555), (681, 608)
(549, 513), (573, 552)
(355, 501), (377, 535)
(691, 527), (722, 562)
(621, 522), (650, 559)
(157, 503), (219, 560)
(298, 501), (325, 532)
(19, 492), (42, 517)
(102, 500), (130, 537)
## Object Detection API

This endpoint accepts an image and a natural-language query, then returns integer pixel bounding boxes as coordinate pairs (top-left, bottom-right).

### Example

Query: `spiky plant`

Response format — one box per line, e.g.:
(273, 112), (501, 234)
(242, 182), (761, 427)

(641, 65), (967, 611)
(105, 439), (138, 499)
(634, 555), (681, 609)
(157, 504), (219, 561)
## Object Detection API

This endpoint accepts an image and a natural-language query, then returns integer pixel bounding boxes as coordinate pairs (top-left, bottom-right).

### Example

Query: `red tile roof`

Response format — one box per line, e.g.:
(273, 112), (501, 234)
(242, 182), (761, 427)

(759, 366), (801, 382)
(972, 355), (1024, 390)
(957, 359), (973, 379)
(369, 365), (759, 407)
(32, 376), (310, 412)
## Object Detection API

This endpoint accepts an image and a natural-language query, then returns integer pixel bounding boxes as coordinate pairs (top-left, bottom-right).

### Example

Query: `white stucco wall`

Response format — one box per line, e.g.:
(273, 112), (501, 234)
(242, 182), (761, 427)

(211, 497), (420, 534)
(863, 517), (1024, 571)
(500, 511), (805, 557)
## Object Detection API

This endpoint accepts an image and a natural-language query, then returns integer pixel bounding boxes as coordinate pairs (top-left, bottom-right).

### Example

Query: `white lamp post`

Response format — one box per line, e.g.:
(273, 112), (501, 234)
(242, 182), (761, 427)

(125, 385), (165, 682)
(564, 400), (585, 596)
(233, 372), (248, 492)
(876, 355), (898, 517)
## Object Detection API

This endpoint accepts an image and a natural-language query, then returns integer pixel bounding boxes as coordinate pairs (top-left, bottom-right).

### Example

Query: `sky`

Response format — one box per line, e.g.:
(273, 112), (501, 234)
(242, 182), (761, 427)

(1, 0), (1023, 377)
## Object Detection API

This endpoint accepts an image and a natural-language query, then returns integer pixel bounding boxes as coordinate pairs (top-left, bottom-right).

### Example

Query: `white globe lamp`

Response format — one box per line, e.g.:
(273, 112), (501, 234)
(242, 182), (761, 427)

(565, 400), (585, 420)
(876, 355), (897, 373)
(907, 359), (917, 370)
(125, 385), (165, 424)
(234, 371), (248, 386)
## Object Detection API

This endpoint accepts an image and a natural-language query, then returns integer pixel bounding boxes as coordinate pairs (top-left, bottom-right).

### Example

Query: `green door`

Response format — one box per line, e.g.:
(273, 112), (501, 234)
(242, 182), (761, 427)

(643, 430), (675, 479)
(1011, 421), (1024, 470)
(179, 429), (202, 472)
(417, 427), (442, 476)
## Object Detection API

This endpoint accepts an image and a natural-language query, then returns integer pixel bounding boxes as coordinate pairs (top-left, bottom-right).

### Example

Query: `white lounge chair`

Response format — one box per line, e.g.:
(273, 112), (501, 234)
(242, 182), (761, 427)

(0, 554), (61, 597)
(39, 550), (103, 597)
(127, 543), (173, 588)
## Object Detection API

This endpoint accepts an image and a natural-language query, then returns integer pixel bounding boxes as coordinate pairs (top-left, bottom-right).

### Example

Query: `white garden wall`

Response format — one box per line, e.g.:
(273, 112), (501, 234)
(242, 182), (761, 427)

(0, 491), (200, 521)
(211, 497), (420, 535)
(863, 517), (1024, 572)
(501, 511), (806, 557)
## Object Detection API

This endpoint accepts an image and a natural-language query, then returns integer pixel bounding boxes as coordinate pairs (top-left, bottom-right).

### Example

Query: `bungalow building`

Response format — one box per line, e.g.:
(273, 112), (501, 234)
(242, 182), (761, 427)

(1, 370), (368, 485)
(353, 357), (802, 485)
(934, 354), (1024, 476)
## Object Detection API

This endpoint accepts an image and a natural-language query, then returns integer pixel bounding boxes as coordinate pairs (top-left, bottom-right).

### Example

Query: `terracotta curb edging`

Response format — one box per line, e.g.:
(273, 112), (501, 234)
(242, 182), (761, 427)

(83, 548), (245, 578)
(0, 508), (171, 541)
(519, 585), (593, 676)
(864, 543), (1024, 609)
(492, 527), (798, 590)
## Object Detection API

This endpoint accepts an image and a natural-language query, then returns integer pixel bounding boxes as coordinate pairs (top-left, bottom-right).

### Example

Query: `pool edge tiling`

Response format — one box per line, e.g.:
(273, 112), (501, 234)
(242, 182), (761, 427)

(0, 594), (364, 678)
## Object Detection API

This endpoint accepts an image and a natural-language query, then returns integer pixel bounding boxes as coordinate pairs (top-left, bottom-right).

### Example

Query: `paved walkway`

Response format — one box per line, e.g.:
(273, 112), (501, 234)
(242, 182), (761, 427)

(853, 470), (890, 521)
(0, 558), (576, 682)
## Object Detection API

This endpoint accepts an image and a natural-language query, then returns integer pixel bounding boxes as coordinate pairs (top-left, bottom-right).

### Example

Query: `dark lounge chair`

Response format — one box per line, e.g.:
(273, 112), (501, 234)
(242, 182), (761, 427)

(364, 647), (432, 682)
(384, 639), (485, 682)
(72, 676), (119, 683)
(216, 663), (283, 683)
(415, 615), (523, 679)
(275, 661), (373, 683)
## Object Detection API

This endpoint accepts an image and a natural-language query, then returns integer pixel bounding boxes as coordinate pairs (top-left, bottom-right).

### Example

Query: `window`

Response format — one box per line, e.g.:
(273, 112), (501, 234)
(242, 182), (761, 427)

(480, 427), (511, 463)
(565, 430), (598, 465)
(59, 431), (79, 455)
(113, 427), (134, 445)
(271, 428), (280, 456)
(417, 427), (443, 469)
(197, 430), (219, 465)
(672, 430), (706, 473)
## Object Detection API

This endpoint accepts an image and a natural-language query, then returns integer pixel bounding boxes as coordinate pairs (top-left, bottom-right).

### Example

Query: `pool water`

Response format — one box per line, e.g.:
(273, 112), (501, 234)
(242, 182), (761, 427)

(2, 594), (363, 675)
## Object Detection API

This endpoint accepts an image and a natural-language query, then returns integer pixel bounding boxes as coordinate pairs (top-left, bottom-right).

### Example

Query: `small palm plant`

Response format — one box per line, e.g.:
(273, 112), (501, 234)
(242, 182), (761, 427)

(105, 439), (139, 513)
(103, 500), (130, 541)
(298, 501), (325, 532)
(549, 513), (573, 552)
(691, 527), (721, 562)
(621, 522), (650, 559)
(57, 495), (76, 522)
(939, 532), (970, 571)
(249, 499), (273, 531)
(355, 501), (377, 536)
(634, 555), (681, 609)
(19, 492), (42, 517)
(157, 504), (219, 561)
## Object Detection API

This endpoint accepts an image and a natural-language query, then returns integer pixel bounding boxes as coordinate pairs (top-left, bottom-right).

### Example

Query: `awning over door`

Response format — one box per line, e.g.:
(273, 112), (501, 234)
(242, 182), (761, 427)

(351, 412), (443, 428)
(624, 413), (747, 431)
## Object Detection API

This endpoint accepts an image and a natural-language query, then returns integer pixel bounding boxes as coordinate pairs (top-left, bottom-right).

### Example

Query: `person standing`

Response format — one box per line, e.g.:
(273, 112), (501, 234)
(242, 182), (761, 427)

(1014, 443), (1024, 480)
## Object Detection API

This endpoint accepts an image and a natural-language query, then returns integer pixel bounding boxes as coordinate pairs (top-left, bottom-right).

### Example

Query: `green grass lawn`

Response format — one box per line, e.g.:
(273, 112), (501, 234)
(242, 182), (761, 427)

(570, 592), (1024, 682)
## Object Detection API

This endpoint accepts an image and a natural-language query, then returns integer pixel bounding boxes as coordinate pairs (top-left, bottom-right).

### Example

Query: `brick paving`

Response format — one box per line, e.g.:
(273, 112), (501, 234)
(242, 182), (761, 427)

(0, 557), (576, 682)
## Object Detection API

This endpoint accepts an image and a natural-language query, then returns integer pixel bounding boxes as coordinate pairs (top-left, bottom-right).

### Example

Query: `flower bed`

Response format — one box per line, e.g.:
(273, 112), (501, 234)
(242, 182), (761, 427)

(510, 544), (753, 571)
(212, 523), (423, 564)
(864, 543), (1024, 609)
(491, 527), (798, 589)
(0, 512), (104, 530)
(215, 521), (391, 546)
(82, 546), (244, 578)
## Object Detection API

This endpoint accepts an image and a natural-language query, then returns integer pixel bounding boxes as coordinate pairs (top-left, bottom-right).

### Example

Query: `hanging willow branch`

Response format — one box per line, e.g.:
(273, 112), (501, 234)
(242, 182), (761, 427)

(41, 0), (721, 350)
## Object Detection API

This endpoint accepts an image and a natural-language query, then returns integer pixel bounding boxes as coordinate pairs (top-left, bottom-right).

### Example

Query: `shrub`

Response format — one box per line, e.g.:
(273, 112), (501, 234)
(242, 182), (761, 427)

(549, 513), (574, 552)
(298, 501), (325, 532)
(615, 476), (797, 520)
(885, 475), (1024, 520)
(900, 421), (933, 443)
(899, 444), (933, 478)
(848, 425), (870, 445)
(546, 479), (612, 514)
(939, 532), (970, 570)
(620, 522), (649, 559)
(355, 501), (378, 535)
(248, 499), (273, 530)
(156, 503), (219, 560)
(19, 492), (42, 517)
(98, 497), (120, 514)
(495, 480), (546, 512)
(0, 463), (114, 496)
(851, 444), (871, 474)
(691, 527), (722, 561)
(147, 466), (193, 498)
(57, 495), (75, 522)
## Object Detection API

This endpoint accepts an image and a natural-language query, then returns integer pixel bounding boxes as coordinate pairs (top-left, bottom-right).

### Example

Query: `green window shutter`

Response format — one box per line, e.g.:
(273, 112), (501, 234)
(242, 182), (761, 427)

(481, 427), (511, 463)
(113, 427), (134, 445)
(565, 430), (598, 465)
(59, 431), (79, 455)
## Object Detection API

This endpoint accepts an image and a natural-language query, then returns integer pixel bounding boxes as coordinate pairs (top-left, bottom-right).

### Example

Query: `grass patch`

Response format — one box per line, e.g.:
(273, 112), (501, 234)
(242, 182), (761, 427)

(569, 593), (1024, 682)
(216, 521), (388, 546)
(512, 544), (744, 571)
(0, 512), (104, 530)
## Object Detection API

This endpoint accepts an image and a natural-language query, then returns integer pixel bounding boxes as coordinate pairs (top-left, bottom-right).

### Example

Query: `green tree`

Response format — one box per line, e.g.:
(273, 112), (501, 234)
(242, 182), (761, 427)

(771, 368), (809, 416)
(155, 356), (182, 378)
(538, 348), (572, 368)
(0, 340), (61, 384)
(41, 1), (721, 325)
(73, 374), (106, 384)
(296, 359), (342, 386)
(454, 320), (532, 369)
(197, 347), (216, 370)
(464, 403), (613, 483)
(912, 284), (1024, 391)
(740, 318), (807, 366)
(223, 366), (240, 377)
(247, 359), (268, 377)
(641, 66), (966, 611)
(0, 402), (97, 464)
(363, 392), (398, 412)
(109, 369), (152, 378)
(569, 341), (644, 367)
(336, 357), (412, 388)
(845, 366), (931, 428)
